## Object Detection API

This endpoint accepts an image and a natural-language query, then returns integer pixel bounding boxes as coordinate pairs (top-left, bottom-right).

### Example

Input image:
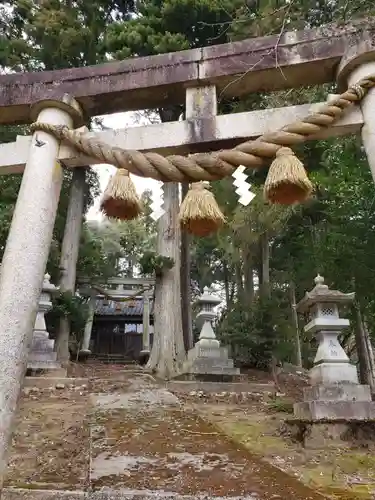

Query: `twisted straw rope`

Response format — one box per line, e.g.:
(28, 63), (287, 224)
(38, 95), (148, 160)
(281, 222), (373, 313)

(30, 76), (375, 183)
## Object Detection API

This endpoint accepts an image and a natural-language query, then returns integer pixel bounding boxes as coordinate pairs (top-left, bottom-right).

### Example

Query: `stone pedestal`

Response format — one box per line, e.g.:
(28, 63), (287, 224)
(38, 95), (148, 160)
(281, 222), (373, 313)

(294, 383), (375, 421)
(186, 343), (240, 378)
(27, 273), (63, 373)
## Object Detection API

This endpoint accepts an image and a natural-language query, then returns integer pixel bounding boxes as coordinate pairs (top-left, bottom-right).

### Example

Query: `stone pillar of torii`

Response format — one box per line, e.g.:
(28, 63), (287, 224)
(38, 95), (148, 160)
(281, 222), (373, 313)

(0, 94), (83, 486)
(0, 41), (374, 488)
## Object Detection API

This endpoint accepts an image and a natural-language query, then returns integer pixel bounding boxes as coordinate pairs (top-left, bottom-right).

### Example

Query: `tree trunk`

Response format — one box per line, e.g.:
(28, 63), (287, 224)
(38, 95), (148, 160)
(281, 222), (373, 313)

(223, 260), (231, 308)
(289, 280), (302, 368)
(260, 231), (270, 298)
(354, 302), (372, 385)
(235, 262), (244, 301)
(56, 316), (71, 365)
(363, 315), (375, 394)
(146, 183), (185, 379)
(179, 85), (217, 351)
(243, 252), (254, 304)
(180, 183), (193, 352)
(55, 168), (86, 365)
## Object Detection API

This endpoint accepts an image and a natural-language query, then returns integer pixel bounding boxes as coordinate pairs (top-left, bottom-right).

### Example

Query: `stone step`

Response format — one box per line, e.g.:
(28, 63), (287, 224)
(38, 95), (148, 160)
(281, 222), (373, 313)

(3, 488), (258, 499)
(166, 380), (275, 394)
(92, 354), (137, 364)
(23, 376), (86, 389)
(175, 372), (244, 382)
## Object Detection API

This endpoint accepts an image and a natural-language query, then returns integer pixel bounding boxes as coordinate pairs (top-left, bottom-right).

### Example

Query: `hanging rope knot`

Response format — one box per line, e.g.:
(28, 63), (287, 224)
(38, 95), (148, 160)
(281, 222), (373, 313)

(117, 168), (129, 176)
(30, 122), (69, 138)
(349, 84), (366, 100)
(275, 147), (295, 157)
(179, 181), (225, 237)
(100, 168), (142, 220)
(191, 181), (209, 190)
(264, 147), (313, 205)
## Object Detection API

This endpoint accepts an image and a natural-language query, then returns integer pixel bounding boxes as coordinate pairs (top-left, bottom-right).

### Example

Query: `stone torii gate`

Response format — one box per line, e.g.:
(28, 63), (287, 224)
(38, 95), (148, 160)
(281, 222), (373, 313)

(0, 20), (375, 488)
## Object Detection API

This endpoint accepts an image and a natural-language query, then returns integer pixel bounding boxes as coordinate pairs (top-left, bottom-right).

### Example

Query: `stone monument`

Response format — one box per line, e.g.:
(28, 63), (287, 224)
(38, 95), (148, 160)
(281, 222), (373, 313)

(294, 275), (375, 421)
(183, 287), (240, 380)
(27, 273), (63, 374)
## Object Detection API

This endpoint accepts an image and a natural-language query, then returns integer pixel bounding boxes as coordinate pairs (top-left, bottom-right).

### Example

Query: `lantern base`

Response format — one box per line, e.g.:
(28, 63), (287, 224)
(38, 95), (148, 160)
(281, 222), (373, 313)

(294, 382), (375, 422)
(183, 343), (240, 380)
(294, 400), (375, 421)
(309, 361), (359, 386)
(27, 330), (62, 372)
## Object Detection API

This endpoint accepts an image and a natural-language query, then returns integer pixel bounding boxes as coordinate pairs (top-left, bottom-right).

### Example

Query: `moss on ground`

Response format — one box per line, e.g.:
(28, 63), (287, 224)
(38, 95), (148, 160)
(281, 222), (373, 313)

(199, 404), (375, 500)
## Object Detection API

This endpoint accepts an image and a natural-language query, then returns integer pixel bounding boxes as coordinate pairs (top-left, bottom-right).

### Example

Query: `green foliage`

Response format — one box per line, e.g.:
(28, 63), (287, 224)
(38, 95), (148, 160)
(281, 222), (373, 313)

(139, 251), (174, 276)
(47, 291), (89, 341)
(217, 293), (294, 370)
(105, 0), (239, 59)
(83, 197), (157, 280)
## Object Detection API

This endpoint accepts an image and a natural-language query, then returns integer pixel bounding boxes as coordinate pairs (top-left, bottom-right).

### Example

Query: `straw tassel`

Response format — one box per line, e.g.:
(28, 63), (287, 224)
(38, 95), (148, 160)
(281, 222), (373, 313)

(179, 182), (225, 237)
(100, 168), (143, 220)
(264, 147), (313, 205)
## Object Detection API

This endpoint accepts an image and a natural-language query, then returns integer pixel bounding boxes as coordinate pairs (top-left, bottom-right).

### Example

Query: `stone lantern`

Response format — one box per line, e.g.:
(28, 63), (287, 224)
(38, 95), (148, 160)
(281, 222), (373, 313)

(183, 286), (240, 380)
(27, 273), (62, 373)
(297, 274), (356, 385)
(294, 275), (375, 422)
(195, 286), (221, 347)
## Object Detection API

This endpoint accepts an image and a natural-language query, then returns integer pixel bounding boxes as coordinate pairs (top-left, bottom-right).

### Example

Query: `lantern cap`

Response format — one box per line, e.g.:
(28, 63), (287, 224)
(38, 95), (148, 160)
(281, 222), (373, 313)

(196, 286), (221, 306)
(42, 273), (58, 295)
(296, 274), (355, 313)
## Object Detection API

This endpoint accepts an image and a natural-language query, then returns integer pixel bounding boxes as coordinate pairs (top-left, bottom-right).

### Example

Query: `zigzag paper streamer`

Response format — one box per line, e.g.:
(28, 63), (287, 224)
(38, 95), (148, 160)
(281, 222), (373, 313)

(150, 181), (165, 221)
(232, 165), (256, 206)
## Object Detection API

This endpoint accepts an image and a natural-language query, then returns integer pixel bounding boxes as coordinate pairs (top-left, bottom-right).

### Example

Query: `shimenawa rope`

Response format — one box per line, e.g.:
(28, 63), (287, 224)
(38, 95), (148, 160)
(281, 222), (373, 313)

(29, 77), (372, 183)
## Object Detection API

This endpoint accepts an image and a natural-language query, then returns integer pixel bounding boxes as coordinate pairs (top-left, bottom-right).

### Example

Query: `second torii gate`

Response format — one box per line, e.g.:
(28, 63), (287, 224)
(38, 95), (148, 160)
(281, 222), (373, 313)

(0, 20), (375, 489)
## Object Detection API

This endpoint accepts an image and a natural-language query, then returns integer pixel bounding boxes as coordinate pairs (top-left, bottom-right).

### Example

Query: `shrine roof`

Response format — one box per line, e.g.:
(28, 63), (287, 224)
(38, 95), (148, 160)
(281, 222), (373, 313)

(95, 297), (154, 317)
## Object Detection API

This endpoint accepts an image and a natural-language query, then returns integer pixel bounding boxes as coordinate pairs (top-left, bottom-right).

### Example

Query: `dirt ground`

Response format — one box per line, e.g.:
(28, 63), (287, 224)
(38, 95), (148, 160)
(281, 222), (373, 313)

(5, 362), (375, 499)
(172, 370), (375, 500)
(90, 406), (324, 499)
(5, 385), (90, 490)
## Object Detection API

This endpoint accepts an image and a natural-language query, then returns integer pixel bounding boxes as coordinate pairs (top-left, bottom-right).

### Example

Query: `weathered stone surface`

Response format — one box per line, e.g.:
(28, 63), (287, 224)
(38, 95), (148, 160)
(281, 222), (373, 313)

(303, 383), (372, 402)
(188, 345), (229, 360)
(23, 377), (86, 388)
(0, 21), (373, 124)
(294, 400), (375, 420)
(166, 380), (273, 394)
(309, 362), (359, 385)
(27, 274), (61, 372)
(0, 101), (363, 176)
(286, 420), (375, 449)
(92, 388), (181, 410)
(183, 344), (239, 380)
(2, 488), (259, 499)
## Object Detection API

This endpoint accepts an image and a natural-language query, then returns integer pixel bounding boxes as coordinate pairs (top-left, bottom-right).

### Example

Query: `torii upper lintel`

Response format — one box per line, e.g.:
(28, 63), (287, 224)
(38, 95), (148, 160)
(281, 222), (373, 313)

(0, 20), (373, 125)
